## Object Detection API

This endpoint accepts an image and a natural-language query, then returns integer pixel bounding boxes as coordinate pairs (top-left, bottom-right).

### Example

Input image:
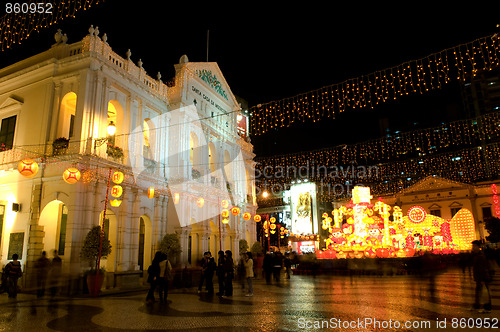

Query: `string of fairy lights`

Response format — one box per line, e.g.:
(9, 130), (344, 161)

(0, 0), (104, 51)
(255, 110), (500, 205)
(249, 33), (500, 135)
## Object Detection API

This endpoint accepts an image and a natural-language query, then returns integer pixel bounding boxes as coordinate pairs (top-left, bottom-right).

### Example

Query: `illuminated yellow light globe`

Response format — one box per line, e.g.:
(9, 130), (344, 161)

(112, 171), (124, 184)
(18, 158), (39, 178)
(63, 167), (81, 184)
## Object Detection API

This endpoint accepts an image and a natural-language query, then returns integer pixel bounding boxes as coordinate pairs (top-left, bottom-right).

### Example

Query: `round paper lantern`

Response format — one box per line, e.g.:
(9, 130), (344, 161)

(196, 197), (204, 208)
(221, 200), (229, 208)
(242, 212), (251, 221)
(254, 215), (261, 222)
(270, 217), (276, 223)
(147, 187), (154, 199)
(222, 218), (229, 224)
(110, 199), (122, 207)
(18, 159), (39, 178)
(376, 248), (390, 258)
(408, 206), (426, 223)
(221, 209), (230, 218)
(231, 207), (240, 215)
(403, 247), (415, 257)
(112, 171), (124, 184)
(173, 193), (180, 204)
(111, 185), (123, 198)
(63, 167), (81, 184)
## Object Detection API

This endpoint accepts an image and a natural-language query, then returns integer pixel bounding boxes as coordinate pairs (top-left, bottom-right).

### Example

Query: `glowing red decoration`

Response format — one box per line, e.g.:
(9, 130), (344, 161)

(18, 159), (39, 178)
(63, 167), (81, 184)
(408, 206), (426, 223)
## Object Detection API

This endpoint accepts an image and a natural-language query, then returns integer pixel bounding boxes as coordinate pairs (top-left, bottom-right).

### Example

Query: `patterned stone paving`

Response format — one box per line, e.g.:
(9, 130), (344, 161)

(0, 266), (498, 331)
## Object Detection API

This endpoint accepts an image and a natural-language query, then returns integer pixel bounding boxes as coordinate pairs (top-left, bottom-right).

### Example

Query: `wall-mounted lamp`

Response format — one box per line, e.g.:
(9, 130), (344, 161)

(12, 203), (21, 212)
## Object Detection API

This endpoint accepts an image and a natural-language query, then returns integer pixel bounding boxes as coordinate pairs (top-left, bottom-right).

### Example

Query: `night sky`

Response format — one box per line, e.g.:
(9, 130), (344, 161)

(1, 1), (500, 156)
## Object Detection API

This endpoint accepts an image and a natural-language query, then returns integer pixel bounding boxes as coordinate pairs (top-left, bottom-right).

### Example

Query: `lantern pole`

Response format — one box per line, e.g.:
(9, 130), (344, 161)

(95, 167), (112, 296)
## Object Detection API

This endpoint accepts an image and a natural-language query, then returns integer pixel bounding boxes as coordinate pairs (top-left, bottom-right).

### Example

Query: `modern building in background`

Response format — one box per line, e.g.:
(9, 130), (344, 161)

(0, 27), (257, 289)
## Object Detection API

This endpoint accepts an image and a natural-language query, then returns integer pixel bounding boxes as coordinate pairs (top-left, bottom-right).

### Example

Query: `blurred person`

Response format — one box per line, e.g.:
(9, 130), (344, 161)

(272, 251), (283, 282)
(216, 250), (225, 296)
(237, 253), (246, 291)
(146, 251), (162, 304)
(35, 251), (50, 298)
(284, 253), (292, 279)
(205, 251), (215, 295)
(158, 252), (172, 303)
(244, 252), (254, 296)
(198, 252), (210, 293)
(49, 250), (62, 298)
(263, 252), (273, 284)
(222, 250), (234, 297)
(471, 240), (494, 313)
(5, 254), (22, 298)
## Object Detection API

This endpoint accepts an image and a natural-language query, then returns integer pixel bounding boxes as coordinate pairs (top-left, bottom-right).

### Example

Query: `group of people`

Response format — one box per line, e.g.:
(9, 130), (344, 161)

(263, 251), (292, 284)
(146, 251), (172, 304)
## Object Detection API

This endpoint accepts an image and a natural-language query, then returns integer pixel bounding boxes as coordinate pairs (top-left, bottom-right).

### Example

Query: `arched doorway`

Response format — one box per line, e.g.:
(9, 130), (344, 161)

(138, 215), (152, 271)
(39, 200), (68, 255)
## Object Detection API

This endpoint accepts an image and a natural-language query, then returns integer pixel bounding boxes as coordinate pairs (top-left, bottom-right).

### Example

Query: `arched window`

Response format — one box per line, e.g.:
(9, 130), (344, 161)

(58, 92), (77, 138)
(143, 119), (154, 159)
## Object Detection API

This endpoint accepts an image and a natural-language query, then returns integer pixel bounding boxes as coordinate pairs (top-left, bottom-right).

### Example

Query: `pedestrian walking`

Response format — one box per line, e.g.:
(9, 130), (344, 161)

(244, 252), (254, 296)
(158, 252), (172, 303)
(222, 250), (234, 297)
(272, 251), (283, 282)
(49, 250), (62, 298)
(284, 253), (292, 279)
(205, 252), (215, 295)
(5, 254), (23, 298)
(263, 252), (273, 284)
(35, 251), (50, 297)
(146, 251), (162, 303)
(238, 253), (246, 291)
(471, 240), (494, 313)
(216, 251), (225, 296)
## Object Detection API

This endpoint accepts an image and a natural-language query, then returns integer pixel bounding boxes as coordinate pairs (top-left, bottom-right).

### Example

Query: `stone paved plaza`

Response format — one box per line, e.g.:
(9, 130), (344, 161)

(0, 266), (498, 331)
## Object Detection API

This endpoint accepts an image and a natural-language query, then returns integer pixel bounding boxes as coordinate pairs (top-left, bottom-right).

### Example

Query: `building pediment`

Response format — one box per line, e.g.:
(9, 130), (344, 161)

(400, 176), (469, 195)
(448, 201), (463, 208)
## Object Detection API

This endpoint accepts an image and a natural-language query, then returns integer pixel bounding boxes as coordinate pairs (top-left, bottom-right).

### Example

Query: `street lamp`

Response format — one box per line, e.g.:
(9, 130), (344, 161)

(94, 121), (117, 152)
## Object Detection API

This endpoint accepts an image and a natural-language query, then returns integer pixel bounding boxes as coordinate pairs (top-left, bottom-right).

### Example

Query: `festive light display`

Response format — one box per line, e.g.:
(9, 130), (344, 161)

(231, 207), (240, 216)
(221, 209), (229, 218)
(492, 184), (500, 217)
(109, 199), (122, 207)
(221, 200), (229, 208)
(111, 185), (123, 198)
(319, 186), (475, 259)
(62, 167), (81, 184)
(243, 212), (251, 221)
(250, 34), (500, 135)
(254, 214), (262, 222)
(0, 0), (104, 51)
(112, 171), (124, 184)
(17, 158), (39, 178)
(173, 193), (180, 204)
(147, 187), (154, 199)
(196, 197), (204, 208)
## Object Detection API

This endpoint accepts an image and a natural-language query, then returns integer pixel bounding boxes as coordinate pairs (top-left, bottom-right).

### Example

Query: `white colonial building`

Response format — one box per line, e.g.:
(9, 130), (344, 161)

(0, 27), (257, 289)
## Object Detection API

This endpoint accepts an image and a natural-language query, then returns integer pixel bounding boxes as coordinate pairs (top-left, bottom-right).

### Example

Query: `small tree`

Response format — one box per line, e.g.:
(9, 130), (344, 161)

(159, 233), (182, 262)
(239, 239), (249, 253)
(80, 226), (112, 272)
(485, 217), (500, 243)
(250, 241), (264, 256)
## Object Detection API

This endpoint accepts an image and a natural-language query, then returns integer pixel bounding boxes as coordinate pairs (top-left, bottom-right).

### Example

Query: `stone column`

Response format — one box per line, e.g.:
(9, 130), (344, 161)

(128, 189), (140, 271)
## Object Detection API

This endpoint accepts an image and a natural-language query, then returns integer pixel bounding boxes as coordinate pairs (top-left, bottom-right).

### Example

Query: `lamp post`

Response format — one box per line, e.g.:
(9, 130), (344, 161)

(93, 121), (117, 153)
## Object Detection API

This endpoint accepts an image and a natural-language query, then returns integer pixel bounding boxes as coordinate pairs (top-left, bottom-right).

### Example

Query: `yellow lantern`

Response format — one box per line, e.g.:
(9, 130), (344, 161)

(110, 199), (122, 207)
(111, 185), (123, 198)
(242, 212), (251, 221)
(63, 167), (81, 184)
(221, 209), (230, 218)
(254, 215), (262, 222)
(231, 207), (240, 215)
(173, 193), (180, 204)
(270, 217), (276, 223)
(197, 197), (204, 208)
(18, 158), (39, 178)
(112, 171), (124, 184)
(221, 200), (229, 208)
(222, 218), (229, 224)
(147, 187), (154, 199)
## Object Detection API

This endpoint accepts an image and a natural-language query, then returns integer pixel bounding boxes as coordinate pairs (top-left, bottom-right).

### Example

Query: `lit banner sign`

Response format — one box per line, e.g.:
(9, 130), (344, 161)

(290, 182), (317, 235)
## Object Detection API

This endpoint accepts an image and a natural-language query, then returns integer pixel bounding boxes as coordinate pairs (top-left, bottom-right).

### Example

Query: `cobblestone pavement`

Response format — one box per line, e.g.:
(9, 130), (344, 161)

(0, 267), (498, 331)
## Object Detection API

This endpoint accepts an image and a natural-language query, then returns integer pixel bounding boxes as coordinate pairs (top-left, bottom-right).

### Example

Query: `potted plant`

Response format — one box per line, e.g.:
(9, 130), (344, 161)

(52, 137), (69, 155)
(106, 144), (124, 159)
(80, 225), (112, 296)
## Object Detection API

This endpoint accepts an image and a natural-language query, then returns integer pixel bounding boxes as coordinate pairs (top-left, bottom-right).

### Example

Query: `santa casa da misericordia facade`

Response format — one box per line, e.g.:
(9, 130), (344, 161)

(0, 26), (257, 288)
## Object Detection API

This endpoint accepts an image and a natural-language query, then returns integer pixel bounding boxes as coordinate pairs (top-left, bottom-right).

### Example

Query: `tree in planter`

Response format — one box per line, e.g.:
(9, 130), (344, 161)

(239, 239), (249, 253)
(52, 137), (69, 155)
(158, 233), (182, 265)
(106, 144), (124, 159)
(80, 225), (112, 273)
(250, 241), (263, 256)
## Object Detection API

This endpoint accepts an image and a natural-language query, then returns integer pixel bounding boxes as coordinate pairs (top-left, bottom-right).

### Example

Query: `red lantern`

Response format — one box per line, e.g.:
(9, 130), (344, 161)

(173, 193), (180, 204)
(376, 248), (390, 258)
(254, 215), (261, 222)
(111, 185), (123, 198)
(18, 159), (39, 178)
(403, 247), (415, 257)
(112, 171), (124, 184)
(242, 212), (251, 220)
(221, 209), (230, 218)
(63, 167), (81, 184)
(231, 207), (240, 215)
(147, 187), (154, 199)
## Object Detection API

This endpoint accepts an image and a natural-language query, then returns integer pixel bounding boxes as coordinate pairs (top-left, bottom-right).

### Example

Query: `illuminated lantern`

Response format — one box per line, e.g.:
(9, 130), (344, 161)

(376, 248), (390, 258)
(110, 199), (122, 207)
(221, 209), (230, 218)
(270, 217), (276, 223)
(147, 187), (154, 199)
(354, 251), (364, 259)
(221, 200), (229, 208)
(112, 171), (124, 184)
(111, 185), (123, 198)
(450, 208), (475, 250)
(403, 247), (415, 257)
(231, 207), (240, 215)
(270, 230), (276, 234)
(408, 206), (427, 223)
(18, 159), (39, 178)
(316, 250), (324, 259)
(222, 218), (229, 224)
(243, 212), (251, 221)
(254, 215), (261, 222)
(197, 197), (204, 208)
(63, 167), (81, 184)
(173, 193), (180, 204)
(270, 223), (276, 230)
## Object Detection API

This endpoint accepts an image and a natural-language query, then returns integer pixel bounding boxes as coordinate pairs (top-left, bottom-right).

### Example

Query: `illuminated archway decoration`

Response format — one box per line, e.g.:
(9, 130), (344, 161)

(408, 206), (426, 223)
(18, 158), (39, 178)
(63, 167), (81, 184)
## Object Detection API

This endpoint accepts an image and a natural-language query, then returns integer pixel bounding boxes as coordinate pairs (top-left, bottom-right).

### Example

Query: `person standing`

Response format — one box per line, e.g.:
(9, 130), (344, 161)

(244, 252), (254, 297)
(272, 251), (283, 282)
(223, 250), (234, 297)
(158, 252), (172, 303)
(198, 252), (209, 293)
(205, 252), (215, 295)
(263, 252), (273, 284)
(50, 250), (62, 298)
(5, 254), (23, 298)
(35, 251), (50, 298)
(471, 240), (493, 313)
(284, 253), (292, 279)
(216, 250), (225, 296)
(146, 251), (162, 304)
